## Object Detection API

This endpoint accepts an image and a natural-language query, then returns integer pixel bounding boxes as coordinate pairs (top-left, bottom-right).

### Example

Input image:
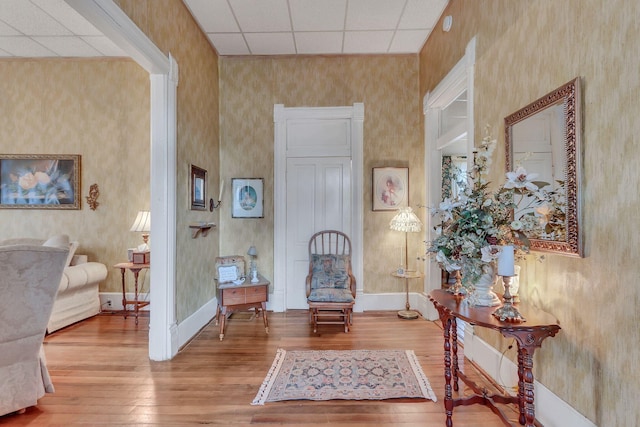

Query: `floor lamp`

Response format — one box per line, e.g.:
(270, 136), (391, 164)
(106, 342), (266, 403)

(390, 207), (423, 319)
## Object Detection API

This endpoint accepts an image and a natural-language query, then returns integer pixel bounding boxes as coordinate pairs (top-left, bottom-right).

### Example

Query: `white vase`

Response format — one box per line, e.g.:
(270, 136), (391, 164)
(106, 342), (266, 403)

(468, 264), (501, 307)
(510, 265), (521, 303)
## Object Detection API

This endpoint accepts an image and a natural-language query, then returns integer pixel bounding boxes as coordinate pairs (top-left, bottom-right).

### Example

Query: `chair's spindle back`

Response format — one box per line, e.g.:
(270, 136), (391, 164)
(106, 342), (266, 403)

(309, 230), (351, 257)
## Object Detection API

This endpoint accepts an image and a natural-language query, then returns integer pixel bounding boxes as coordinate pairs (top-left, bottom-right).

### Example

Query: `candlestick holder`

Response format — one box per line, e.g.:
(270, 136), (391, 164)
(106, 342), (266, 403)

(447, 270), (465, 299)
(492, 275), (526, 322)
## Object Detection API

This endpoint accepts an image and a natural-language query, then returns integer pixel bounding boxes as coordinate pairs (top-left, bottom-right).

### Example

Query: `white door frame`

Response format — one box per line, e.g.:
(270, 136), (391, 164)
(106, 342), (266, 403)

(273, 104), (364, 313)
(66, 0), (178, 360)
(422, 37), (475, 320)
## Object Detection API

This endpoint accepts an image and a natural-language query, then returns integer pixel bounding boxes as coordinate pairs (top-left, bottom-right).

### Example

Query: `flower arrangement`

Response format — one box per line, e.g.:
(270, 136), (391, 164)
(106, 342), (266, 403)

(428, 126), (564, 290)
(0, 161), (73, 205)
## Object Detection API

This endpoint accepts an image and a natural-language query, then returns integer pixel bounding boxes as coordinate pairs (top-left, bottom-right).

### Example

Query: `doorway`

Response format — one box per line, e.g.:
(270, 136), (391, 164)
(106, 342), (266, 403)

(273, 104), (364, 312)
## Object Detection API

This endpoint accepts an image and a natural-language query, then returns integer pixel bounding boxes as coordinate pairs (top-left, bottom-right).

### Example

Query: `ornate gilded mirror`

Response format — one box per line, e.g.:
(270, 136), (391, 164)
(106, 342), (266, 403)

(505, 77), (583, 257)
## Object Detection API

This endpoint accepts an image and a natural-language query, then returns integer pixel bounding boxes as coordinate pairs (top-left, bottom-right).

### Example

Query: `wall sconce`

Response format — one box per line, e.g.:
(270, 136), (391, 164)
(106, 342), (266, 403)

(210, 179), (224, 211)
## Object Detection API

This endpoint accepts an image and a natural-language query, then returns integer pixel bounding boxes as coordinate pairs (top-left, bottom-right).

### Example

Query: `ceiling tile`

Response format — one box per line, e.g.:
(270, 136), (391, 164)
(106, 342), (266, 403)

(0, 0), (71, 36)
(245, 32), (295, 55)
(0, 20), (20, 36)
(0, 36), (56, 56)
(346, 0), (406, 30)
(207, 33), (250, 55)
(184, 0), (240, 33)
(31, 0), (102, 35)
(289, 0), (346, 31)
(295, 32), (343, 54)
(343, 30), (394, 54)
(230, 0), (292, 32)
(399, 0), (447, 29)
(33, 36), (101, 57)
(81, 36), (128, 57)
(389, 29), (429, 53)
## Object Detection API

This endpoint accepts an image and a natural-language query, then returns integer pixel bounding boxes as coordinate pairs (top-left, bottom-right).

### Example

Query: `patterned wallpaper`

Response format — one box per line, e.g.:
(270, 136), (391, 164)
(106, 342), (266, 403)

(0, 58), (150, 297)
(114, 0), (220, 322)
(420, 0), (639, 424)
(219, 55), (423, 294)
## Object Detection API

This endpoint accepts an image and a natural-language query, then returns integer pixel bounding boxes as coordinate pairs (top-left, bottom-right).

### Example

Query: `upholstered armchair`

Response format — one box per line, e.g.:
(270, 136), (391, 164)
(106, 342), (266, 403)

(0, 243), (69, 416)
(305, 230), (356, 333)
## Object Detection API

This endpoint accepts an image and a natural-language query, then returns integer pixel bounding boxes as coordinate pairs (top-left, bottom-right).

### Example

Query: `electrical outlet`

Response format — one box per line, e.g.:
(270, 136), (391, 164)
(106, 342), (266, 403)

(106, 299), (112, 307)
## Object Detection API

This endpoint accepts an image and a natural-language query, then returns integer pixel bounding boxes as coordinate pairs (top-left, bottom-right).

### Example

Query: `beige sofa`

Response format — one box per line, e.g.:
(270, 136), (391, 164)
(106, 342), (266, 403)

(0, 243), (68, 416)
(0, 237), (108, 333)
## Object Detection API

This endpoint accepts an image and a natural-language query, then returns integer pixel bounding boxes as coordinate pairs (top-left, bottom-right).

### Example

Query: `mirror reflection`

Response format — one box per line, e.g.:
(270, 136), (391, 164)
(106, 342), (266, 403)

(505, 77), (583, 257)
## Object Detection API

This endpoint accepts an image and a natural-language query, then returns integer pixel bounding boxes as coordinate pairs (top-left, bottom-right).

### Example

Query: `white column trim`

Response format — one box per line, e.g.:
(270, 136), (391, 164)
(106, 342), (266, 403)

(66, 0), (178, 360)
(422, 37), (476, 320)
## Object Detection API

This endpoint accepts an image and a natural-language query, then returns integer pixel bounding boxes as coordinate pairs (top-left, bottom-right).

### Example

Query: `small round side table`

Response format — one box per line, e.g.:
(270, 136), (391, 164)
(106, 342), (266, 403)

(391, 270), (423, 319)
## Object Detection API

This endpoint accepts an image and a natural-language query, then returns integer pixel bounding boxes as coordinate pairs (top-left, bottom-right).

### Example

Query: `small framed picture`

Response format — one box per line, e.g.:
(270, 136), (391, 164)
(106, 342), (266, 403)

(190, 164), (207, 210)
(232, 178), (263, 218)
(372, 167), (408, 211)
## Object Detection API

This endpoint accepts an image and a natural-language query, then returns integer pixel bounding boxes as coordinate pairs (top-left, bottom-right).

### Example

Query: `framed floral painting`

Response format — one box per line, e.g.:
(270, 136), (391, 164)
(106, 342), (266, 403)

(0, 154), (81, 209)
(372, 167), (408, 211)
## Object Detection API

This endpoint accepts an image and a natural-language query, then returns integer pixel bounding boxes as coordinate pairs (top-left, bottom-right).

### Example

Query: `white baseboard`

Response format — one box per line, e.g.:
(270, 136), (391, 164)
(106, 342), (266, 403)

(176, 298), (217, 349)
(463, 326), (595, 427)
(99, 292), (149, 311)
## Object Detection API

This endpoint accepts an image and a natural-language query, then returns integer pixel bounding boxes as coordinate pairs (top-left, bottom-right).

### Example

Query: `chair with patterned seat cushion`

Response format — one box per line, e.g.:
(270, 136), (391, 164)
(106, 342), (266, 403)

(305, 230), (356, 333)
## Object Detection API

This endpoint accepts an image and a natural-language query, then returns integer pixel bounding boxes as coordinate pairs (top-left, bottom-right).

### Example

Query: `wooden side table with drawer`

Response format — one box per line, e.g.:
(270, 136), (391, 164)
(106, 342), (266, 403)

(215, 274), (269, 341)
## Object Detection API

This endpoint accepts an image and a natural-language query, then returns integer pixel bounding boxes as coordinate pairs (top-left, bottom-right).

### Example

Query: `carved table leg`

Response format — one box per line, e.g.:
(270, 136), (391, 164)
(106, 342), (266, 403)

(443, 315), (454, 427)
(518, 347), (525, 425)
(451, 317), (459, 391)
(120, 269), (127, 319)
(521, 347), (536, 427)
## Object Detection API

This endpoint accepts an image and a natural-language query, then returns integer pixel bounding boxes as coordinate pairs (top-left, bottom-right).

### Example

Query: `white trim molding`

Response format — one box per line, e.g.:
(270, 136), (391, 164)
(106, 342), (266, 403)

(273, 103), (364, 313)
(67, 0), (178, 360)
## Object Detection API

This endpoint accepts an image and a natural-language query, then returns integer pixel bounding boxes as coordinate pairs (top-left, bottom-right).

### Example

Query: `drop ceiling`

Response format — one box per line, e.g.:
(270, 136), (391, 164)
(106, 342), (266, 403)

(0, 0), (448, 58)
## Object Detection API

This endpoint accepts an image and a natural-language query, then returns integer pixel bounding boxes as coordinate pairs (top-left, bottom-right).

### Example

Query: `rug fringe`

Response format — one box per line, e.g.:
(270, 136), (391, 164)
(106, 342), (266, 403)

(251, 348), (287, 405)
(405, 350), (438, 402)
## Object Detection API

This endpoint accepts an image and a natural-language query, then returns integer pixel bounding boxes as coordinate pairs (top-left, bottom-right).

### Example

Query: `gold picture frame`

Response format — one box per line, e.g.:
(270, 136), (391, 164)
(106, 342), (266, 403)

(0, 154), (81, 209)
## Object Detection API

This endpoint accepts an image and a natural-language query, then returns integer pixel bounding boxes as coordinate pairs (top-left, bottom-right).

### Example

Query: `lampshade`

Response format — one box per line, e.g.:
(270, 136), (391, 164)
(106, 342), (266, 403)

(130, 211), (151, 233)
(389, 207), (422, 233)
(130, 211), (150, 246)
(247, 246), (257, 257)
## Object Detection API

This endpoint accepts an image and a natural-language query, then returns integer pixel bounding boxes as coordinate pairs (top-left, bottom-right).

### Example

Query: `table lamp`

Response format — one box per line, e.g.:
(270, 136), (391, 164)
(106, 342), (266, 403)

(389, 207), (422, 274)
(130, 210), (151, 250)
(247, 245), (258, 283)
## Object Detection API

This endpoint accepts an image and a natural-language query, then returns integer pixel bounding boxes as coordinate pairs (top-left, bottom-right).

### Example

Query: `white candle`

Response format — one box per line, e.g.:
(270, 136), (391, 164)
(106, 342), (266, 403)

(218, 179), (224, 202)
(497, 245), (515, 276)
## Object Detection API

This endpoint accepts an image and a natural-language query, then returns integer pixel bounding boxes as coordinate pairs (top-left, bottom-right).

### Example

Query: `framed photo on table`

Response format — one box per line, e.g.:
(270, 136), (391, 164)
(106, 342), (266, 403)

(372, 167), (408, 211)
(0, 154), (81, 209)
(232, 178), (263, 218)
(190, 164), (207, 210)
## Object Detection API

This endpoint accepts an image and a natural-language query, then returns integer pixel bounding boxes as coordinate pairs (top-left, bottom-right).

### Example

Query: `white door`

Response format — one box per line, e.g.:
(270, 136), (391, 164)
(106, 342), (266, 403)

(285, 157), (351, 309)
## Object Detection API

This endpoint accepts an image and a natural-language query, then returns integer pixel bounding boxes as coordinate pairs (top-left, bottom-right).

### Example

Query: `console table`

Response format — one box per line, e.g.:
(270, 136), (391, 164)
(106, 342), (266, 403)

(428, 289), (560, 427)
(215, 274), (269, 341)
(113, 262), (150, 325)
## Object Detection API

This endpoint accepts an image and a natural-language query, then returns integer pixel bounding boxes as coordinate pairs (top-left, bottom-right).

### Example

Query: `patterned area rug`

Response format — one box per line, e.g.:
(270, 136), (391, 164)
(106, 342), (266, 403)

(251, 349), (437, 405)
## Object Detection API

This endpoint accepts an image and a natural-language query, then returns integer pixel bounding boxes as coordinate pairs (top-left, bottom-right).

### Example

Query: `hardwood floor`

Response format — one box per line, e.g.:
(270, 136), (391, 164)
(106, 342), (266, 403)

(1, 310), (521, 426)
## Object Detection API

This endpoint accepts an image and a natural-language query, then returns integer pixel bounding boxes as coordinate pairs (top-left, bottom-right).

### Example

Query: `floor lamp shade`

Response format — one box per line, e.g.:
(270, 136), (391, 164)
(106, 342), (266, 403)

(390, 207), (422, 270)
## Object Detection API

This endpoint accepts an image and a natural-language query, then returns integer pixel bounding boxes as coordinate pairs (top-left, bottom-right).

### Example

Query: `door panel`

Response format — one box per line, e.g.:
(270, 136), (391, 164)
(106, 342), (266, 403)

(285, 157), (351, 309)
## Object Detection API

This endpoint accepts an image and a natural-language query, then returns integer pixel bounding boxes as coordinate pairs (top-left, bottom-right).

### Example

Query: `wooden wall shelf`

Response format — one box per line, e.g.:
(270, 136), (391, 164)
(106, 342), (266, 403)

(189, 222), (216, 238)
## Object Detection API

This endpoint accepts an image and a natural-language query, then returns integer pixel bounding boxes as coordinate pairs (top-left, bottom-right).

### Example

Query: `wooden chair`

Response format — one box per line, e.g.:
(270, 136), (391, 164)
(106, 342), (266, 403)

(305, 230), (356, 333)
